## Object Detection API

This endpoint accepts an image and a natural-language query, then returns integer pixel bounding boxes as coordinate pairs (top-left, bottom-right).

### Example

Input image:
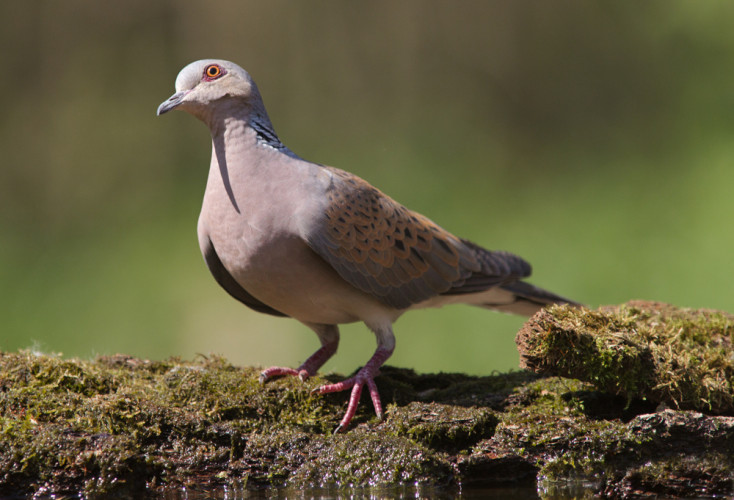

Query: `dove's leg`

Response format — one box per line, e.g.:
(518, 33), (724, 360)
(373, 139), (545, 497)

(259, 323), (339, 383)
(314, 324), (395, 433)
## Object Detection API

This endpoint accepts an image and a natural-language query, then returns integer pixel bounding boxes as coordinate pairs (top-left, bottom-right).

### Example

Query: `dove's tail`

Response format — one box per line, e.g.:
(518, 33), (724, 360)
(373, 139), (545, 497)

(486, 281), (582, 316)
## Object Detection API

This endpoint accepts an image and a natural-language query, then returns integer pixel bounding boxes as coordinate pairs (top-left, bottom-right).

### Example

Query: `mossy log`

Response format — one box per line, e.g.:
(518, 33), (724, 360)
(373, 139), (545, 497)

(1, 301), (732, 498)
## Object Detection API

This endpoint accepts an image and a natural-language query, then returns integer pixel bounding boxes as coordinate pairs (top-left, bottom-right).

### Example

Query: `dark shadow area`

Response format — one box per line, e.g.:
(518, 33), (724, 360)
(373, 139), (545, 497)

(562, 390), (659, 422)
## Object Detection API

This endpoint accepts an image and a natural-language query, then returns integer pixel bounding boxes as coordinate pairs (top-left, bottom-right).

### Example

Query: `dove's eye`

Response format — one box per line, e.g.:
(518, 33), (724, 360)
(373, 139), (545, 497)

(203, 64), (225, 81)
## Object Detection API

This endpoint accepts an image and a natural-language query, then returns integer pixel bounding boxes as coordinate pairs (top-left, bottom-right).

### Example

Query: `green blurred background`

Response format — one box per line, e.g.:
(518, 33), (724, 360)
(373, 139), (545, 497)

(1, 1), (732, 376)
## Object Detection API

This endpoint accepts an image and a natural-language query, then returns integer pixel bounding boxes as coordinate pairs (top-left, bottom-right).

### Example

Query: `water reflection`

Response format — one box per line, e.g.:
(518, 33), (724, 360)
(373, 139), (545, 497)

(159, 482), (597, 499)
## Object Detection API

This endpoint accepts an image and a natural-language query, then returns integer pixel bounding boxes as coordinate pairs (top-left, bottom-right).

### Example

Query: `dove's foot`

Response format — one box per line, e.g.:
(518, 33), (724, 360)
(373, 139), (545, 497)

(312, 346), (393, 433)
(259, 339), (338, 384)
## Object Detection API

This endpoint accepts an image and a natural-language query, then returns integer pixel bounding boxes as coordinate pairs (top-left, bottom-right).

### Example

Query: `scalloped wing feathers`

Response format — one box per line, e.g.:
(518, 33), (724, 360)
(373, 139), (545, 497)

(307, 168), (532, 309)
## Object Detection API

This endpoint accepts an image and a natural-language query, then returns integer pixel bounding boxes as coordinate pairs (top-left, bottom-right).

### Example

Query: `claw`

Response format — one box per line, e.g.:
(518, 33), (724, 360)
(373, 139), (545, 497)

(312, 346), (393, 432)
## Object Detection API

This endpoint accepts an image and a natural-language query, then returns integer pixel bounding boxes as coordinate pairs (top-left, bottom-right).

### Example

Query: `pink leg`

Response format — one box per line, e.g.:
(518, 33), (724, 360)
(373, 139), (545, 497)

(315, 343), (394, 433)
(259, 339), (338, 382)
(259, 324), (339, 383)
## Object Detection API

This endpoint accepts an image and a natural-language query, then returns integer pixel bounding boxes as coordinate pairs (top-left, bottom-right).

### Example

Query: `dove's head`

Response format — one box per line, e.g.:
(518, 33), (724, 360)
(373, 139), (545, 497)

(157, 59), (261, 122)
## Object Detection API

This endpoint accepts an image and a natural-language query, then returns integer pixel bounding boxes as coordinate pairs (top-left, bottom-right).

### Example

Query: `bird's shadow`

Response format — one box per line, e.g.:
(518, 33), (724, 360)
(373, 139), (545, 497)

(322, 366), (657, 422)
(322, 365), (540, 412)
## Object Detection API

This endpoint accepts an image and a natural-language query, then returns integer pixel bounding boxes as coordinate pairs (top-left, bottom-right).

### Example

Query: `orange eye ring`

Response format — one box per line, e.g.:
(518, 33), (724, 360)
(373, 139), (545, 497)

(203, 64), (225, 81)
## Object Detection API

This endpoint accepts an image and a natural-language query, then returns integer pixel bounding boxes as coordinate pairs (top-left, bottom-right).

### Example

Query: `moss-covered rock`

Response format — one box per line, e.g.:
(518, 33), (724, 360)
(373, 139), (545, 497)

(0, 352), (513, 496)
(517, 300), (734, 414)
(1, 302), (733, 498)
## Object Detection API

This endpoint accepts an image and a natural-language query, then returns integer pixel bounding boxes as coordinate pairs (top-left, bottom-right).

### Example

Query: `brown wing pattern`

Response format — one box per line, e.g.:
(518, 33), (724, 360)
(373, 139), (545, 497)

(441, 239), (533, 295)
(307, 168), (482, 309)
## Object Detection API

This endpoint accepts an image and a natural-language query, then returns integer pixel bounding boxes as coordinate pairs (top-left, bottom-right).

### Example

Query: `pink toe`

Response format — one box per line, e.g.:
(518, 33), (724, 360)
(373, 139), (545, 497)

(316, 376), (357, 394)
(313, 370), (384, 431)
(259, 366), (299, 383)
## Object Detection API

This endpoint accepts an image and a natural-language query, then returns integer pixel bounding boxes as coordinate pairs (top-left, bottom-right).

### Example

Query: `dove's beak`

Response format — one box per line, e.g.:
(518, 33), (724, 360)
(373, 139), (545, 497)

(157, 91), (188, 116)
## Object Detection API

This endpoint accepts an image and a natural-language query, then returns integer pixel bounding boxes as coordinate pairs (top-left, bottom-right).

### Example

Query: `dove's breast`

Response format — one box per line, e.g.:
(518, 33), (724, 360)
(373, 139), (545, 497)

(197, 136), (398, 326)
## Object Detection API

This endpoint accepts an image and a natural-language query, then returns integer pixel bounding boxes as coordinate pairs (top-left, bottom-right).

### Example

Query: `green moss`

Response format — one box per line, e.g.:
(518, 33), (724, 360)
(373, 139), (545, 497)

(517, 301), (734, 414)
(603, 453), (734, 498)
(289, 432), (453, 486)
(387, 402), (498, 452)
(0, 352), (341, 496)
(0, 352), (528, 495)
(1, 314), (734, 498)
(486, 376), (640, 482)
